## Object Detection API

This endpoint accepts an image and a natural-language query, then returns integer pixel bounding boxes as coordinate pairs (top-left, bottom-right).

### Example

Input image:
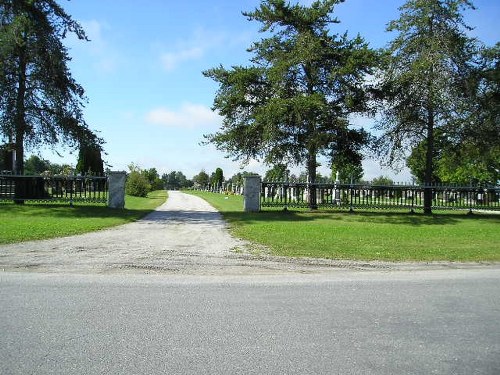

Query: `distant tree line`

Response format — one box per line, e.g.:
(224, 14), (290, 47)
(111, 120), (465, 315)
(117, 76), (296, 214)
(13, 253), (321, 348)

(0, 153), (103, 176)
(162, 171), (192, 190)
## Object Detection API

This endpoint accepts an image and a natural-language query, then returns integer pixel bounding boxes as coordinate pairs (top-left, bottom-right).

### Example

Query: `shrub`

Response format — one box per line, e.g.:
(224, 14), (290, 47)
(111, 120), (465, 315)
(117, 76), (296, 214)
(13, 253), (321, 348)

(126, 170), (150, 197)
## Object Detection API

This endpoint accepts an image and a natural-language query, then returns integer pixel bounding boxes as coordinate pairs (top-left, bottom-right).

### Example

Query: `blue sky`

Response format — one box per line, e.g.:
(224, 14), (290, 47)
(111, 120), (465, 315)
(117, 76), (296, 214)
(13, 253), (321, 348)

(35, 0), (500, 181)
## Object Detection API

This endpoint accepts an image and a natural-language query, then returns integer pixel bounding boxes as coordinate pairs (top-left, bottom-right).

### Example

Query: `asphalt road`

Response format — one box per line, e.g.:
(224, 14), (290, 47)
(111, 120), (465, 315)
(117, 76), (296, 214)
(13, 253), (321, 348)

(1, 269), (499, 375)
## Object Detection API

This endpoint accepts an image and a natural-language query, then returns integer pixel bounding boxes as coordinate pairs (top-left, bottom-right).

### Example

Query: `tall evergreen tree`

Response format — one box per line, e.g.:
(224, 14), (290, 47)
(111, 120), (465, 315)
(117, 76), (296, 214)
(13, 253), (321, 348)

(76, 144), (104, 175)
(203, 0), (376, 209)
(211, 167), (224, 187)
(0, 0), (102, 176)
(375, 0), (480, 213)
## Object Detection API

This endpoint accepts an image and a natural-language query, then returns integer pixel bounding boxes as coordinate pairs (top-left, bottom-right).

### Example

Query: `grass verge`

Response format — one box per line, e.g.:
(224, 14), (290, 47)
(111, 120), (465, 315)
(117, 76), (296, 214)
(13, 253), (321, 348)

(0, 190), (167, 244)
(185, 190), (500, 262)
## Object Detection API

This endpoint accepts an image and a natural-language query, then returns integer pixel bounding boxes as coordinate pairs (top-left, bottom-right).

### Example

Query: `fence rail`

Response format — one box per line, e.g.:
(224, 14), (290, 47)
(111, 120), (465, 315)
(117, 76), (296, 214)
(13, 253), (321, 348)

(261, 182), (500, 212)
(0, 175), (109, 204)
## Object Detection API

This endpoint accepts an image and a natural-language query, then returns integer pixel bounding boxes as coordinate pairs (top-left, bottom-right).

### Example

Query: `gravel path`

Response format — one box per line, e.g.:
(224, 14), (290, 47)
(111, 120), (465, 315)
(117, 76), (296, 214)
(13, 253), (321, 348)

(1, 191), (498, 275)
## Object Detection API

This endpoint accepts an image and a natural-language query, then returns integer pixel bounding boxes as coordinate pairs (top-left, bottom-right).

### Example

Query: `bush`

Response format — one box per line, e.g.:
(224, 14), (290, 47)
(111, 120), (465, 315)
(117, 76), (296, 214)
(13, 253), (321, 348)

(126, 170), (150, 197)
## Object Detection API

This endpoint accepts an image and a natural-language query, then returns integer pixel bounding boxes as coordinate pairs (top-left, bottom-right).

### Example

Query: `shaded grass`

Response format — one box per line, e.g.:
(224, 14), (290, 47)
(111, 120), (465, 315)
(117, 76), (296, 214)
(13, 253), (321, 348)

(185, 190), (500, 262)
(0, 190), (167, 244)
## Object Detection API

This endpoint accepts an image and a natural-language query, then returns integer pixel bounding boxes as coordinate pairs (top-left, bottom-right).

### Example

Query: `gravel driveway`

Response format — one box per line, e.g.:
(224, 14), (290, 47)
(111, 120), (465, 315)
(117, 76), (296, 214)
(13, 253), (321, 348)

(1, 191), (497, 275)
(0, 191), (248, 274)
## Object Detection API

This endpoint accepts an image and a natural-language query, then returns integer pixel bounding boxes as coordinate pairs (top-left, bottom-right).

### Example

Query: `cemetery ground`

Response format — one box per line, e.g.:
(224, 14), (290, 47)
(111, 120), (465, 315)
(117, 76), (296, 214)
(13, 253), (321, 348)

(0, 190), (168, 244)
(186, 191), (500, 263)
(0, 189), (498, 266)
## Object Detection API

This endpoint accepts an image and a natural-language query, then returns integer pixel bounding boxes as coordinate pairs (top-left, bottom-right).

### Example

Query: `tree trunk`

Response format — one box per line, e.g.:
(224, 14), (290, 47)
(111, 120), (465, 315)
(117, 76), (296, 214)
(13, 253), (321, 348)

(14, 44), (27, 204)
(14, 44), (27, 175)
(307, 148), (317, 210)
(423, 107), (435, 215)
(304, 63), (318, 210)
(14, 122), (26, 205)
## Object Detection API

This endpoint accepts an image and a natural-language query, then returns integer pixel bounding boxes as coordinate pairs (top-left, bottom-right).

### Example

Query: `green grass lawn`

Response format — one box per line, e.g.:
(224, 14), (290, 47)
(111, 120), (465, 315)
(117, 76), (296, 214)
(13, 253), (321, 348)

(0, 190), (167, 244)
(186, 190), (500, 262)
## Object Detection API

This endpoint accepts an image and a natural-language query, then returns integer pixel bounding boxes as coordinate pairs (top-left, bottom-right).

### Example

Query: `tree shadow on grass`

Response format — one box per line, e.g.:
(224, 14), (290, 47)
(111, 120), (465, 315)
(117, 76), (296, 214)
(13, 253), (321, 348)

(0, 203), (153, 222)
(221, 209), (500, 227)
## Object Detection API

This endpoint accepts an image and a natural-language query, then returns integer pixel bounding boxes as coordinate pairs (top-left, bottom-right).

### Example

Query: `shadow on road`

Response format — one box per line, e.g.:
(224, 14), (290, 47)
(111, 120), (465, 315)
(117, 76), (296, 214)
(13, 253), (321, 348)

(141, 209), (224, 224)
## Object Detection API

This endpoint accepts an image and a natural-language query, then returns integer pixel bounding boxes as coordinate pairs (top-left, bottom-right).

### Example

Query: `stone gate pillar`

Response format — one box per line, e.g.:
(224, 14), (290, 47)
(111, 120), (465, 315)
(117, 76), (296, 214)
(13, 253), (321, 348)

(244, 175), (261, 212)
(108, 171), (127, 209)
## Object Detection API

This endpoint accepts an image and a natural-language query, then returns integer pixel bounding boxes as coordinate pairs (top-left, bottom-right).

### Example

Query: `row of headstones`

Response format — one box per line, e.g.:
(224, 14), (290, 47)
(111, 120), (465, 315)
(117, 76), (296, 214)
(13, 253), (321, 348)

(207, 183), (244, 195)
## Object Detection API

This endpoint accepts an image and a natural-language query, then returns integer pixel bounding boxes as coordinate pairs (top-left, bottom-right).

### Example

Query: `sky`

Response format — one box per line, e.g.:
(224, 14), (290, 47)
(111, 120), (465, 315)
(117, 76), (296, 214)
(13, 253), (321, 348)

(31, 0), (500, 181)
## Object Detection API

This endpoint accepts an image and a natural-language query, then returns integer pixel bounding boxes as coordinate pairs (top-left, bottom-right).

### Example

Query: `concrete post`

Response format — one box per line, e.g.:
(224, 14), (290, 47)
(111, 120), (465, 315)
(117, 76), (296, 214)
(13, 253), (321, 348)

(108, 171), (127, 209)
(244, 175), (261, 212)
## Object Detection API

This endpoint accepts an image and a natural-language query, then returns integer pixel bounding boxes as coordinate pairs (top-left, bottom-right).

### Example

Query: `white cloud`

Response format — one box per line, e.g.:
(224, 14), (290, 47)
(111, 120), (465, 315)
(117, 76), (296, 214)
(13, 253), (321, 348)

(145, 103), (221, 129)
(157, 27), (235, 72)
(161, 47), (204, 71)
(65, 19), (118, 74)
(81, 20), (107, 51)
(362, 158), (413, 182)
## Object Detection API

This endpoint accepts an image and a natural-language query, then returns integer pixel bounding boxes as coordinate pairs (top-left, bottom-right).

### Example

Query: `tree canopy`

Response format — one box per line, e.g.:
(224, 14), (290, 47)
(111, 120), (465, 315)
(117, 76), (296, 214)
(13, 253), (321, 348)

(210, 167), (224, 187)
(76, 144), (104, 176)
(375, 0), (482, 213)
(162, 171), (192, 190)
(192, 170), (209, 188)
(264, 163), (288, 182)
(0, 0), (102, 175)
(203, 0), (377, 208)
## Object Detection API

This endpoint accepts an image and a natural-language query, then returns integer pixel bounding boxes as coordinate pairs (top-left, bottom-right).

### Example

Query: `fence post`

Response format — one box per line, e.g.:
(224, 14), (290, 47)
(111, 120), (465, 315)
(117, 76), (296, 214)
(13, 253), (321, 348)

(244, 175), (261, 212)
(108, 171), (127, 209)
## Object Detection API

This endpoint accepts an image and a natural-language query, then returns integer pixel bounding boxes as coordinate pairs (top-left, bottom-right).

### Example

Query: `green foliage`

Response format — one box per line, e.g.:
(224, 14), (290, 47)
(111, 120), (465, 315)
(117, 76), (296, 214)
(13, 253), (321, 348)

(126, 171), (150, 197)
(24, 155), (51, 175)
(76, 145), (104, 176)
(203, 0), (377, 200)
(162, 171), (192, 190)
(264, 164), (288, 182)
(406, 133), (444, 184)
(0, 143), (13, 172)
(406, 43), (500, 186)
(211, 167), (224, 187)
(407, 130), (500, 185)
(446, 43), (500, 184)
(192, 170), (210, 187)
(330, 126), (369, 182)
(142, 167), (163, 191)
(371, 175), (394, 186)
(331, 160), (364, 183)
(21, 154), (74, 176)
(125, 164), (150, 197)
(435, 145), (499, 185)
(0, 0), (103, 174)
(375, 0), (481, 212)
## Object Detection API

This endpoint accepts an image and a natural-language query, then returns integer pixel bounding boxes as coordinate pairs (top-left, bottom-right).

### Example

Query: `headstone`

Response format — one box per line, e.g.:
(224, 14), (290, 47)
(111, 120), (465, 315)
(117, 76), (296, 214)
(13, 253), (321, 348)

(108, 171), (127, 209)
(244, 176), (261, 212)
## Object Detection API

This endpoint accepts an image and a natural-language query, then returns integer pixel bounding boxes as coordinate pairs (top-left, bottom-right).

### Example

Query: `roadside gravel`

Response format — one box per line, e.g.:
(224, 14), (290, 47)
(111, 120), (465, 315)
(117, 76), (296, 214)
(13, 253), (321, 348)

(1, 191), (498, 275)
